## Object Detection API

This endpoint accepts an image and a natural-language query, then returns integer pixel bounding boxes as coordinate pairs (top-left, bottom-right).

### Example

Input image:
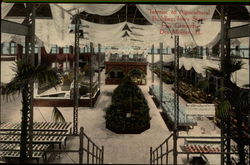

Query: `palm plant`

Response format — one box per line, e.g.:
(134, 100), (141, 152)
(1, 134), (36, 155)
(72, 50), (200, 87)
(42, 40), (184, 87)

(52, 107), (66, 122)
(205, 57), (247, 164)
(1, 59), (61, 162)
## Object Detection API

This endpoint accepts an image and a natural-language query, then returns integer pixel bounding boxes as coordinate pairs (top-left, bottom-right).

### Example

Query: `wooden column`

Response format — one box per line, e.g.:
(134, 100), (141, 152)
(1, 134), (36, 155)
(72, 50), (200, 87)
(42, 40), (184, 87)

(98, 44), (101, 90)
(151, 44), (155, 83)
(159, 43), (163, 110)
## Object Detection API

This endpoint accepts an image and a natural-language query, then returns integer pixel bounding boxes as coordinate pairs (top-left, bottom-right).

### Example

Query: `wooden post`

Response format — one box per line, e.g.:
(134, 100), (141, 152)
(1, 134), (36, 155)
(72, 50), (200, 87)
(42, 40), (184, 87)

(150, 147), (153, 165)
(166, 142), (168, 165)
(87, 140), (90, 164)
(89, 42), (93, 107)
(92, 144), (94, 164)
(160, 145), (163, 165)
(98, 44), (101, 91)
(159, 43), (163, 110)
(152, 44), (155, 83)
(98, 148), (101, 164)
(101, 146), (104, 164)
(79, 127), (84, 164)
(96, 145), (98, 164)
(156, 149), (159, 165)
(220, 6), (225, 165)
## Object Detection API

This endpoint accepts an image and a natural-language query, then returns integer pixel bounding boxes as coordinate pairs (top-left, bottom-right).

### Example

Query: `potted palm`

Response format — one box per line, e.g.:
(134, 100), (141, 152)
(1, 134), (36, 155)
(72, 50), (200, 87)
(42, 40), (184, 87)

(205, 57), (247, 164)
(1, 59), (61, 162)
(61, 72), (73, 91)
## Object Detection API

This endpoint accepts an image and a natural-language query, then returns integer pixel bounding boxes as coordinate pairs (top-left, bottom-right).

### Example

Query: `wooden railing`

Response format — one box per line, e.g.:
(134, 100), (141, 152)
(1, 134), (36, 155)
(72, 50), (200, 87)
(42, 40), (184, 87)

(79, 127), (104, 164)
(150, 134), (173, 165)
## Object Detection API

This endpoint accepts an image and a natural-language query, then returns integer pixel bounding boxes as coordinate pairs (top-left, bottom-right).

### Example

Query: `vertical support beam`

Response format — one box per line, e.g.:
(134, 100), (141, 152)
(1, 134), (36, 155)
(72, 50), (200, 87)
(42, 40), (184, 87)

(220, 5), (225, 60)
(151, 44), (155, 84)
(166, 142), (168, 164)
(19, 4), (36, 162)
(28, 4), (36, 160)
(99, 147), (101, 164)
(150, 147), (152, 165)
(173, 35), (179, 165)
(98, 44), (101, 90)
(87, 140), (90, 164)
(0, 45), (1, 124)
(101, 146), (104, 164)
(126, 4), (128, 22)
(96, 145), (98, 164)
(160, 145), (163, 165)
(159, 43), (163, 110)
(220, 7), (225, 164)
(92, 144), (94, 164)
(79, 127), (84, 164)
(248, 36), (250, 165)
(89, 42), (93, 107)
(73, 13), (80, 135)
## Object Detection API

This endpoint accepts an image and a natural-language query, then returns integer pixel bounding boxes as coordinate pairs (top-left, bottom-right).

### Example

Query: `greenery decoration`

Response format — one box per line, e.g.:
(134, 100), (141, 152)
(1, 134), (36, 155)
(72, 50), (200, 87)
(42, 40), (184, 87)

(105, 76), (150, 133)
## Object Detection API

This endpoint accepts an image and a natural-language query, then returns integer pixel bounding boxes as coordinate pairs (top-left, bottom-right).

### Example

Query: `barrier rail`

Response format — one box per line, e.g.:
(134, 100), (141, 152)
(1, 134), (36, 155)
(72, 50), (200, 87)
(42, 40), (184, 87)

(150, 134), (173, 165)
(0, 125), (104, 164)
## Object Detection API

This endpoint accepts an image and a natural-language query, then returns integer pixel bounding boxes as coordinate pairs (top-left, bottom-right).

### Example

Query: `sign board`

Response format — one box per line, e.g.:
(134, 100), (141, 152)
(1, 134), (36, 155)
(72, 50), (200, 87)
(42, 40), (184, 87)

(186, 104), (215, 117)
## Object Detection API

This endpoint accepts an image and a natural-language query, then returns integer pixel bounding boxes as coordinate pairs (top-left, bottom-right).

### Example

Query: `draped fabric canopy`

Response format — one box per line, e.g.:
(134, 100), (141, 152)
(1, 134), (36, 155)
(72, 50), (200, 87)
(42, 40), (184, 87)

(57, 4), (125, 16)
(1, 3), (249, 87)
(1, 2), (14, 19)
(37, 4), (221, 50)
(1, 4), (249, 51)
(136, 5), (219, 47)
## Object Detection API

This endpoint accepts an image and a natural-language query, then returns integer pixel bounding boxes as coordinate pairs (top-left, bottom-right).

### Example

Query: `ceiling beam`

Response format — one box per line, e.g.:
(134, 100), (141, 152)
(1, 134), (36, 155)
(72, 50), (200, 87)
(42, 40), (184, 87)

(227, 24), (250, 39)
(1, 19), (28, 36)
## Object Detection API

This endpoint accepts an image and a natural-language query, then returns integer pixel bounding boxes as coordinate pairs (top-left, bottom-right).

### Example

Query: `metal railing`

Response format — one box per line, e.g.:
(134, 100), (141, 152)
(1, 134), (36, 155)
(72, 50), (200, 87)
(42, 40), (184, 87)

(150, 134), (173, 165)
(150, 135), (247, 165)
(79, 127), (104, 164)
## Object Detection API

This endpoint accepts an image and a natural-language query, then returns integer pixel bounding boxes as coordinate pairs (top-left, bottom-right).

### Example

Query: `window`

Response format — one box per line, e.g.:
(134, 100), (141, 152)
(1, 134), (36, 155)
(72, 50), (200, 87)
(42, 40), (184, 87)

(51, 45), (59, 54)
(22, 43), (39, 54)
(10, 42), (16, 54)
(1, 42), (9, 55)
(117, 72), (124, 79)
(63, 46), (70, 54)
(80, 48), (85, 53)
(109, 71), (115, 78)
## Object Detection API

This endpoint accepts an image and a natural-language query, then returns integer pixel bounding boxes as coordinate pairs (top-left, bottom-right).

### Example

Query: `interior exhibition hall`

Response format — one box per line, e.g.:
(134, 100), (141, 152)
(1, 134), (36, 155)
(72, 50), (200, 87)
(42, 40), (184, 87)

(0, 2), (249, 165)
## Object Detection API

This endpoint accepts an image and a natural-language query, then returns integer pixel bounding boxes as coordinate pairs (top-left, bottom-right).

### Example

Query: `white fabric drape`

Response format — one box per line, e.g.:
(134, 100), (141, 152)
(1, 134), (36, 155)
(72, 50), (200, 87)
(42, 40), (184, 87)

(136, 5), (217, 47)
(57, 4), (125, 16)
(81, 19), (176, 49)
(179, 57), (220, 77)
(1, 2), (14, 19)
(34, 4), (75, 52)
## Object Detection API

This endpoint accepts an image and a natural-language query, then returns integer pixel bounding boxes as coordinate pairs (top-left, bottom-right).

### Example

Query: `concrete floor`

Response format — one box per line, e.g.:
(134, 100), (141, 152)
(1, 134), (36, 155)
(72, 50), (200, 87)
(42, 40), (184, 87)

(1, 68), (224, 164)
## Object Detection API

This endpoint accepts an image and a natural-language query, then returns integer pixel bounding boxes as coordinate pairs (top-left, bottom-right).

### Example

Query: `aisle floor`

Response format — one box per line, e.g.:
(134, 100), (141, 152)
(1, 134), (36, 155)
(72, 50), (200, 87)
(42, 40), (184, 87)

(1, 69), (222, 164)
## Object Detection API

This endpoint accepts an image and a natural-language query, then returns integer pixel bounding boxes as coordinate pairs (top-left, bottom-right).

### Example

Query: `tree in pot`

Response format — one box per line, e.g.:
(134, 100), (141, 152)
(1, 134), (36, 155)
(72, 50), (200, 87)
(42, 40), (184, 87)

(105, 76), (150, 133)
(1, 59), (61, 162)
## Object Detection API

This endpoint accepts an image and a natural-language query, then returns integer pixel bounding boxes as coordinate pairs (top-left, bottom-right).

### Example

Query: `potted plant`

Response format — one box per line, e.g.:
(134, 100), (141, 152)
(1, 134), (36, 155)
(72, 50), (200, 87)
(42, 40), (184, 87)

(1, 59), (61, 162)
(105, 76), (151, 133)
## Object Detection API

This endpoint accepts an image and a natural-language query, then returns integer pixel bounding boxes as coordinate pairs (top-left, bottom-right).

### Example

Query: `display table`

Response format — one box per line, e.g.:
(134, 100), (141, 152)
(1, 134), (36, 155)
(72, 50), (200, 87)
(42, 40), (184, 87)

(0, 122), (72, 163)
(149, 85), (197, 127)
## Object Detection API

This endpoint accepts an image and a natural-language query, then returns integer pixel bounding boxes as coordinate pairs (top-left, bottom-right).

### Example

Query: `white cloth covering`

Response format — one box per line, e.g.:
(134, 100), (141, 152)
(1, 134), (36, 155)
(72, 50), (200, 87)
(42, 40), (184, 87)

(136, 4), (217, 47)
(1, 2), (14, 19)
(56, 4), (125, 16)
